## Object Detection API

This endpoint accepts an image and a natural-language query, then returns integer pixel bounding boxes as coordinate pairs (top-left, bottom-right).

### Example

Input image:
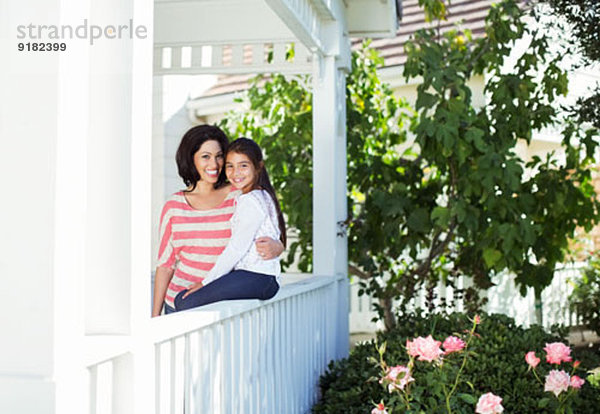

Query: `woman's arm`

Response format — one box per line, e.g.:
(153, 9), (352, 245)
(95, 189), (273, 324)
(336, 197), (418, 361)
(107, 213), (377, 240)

(152, 266), (174, 317)
(153, 201), (177, 317)
(255, 237), (284, 259)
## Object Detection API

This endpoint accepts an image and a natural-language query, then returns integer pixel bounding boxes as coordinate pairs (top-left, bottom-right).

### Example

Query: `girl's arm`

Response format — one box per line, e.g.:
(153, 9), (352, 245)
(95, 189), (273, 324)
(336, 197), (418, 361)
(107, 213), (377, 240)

(152, 266), (174, 317)
(202, 195), (265, 285)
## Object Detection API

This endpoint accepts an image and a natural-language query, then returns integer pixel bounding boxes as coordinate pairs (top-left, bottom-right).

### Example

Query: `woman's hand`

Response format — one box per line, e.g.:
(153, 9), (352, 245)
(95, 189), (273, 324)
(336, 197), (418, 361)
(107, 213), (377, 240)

(182, 281), (204, 299)
(255, 237), (284, 260)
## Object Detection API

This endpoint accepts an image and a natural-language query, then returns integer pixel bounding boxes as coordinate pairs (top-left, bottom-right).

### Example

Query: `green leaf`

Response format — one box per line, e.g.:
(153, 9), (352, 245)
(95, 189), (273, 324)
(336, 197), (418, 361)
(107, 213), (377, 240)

(458, 393), (477, 405)
(538, 398), (550, 408)
(416, 91), (438, 110)
(431, 206), (450, 226)
(483, 248), (502, 268)
(407, 208), (431, 233)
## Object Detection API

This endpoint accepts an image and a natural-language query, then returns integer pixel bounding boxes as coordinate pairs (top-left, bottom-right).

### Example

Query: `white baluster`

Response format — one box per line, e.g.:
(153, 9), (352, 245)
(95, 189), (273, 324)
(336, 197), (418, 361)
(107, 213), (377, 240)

(169, 341), (176, 414)
(171, 47), (182, 69)
(252, 44), (263, 66)
(153, 47), (163, 70)
(216, 323), (225, 414)
(211, 45), (223, 69)
(184, 334), (191, 414)
(231, 44), (244, 68)
(191, 46), (203, 68)
(155, 344), (162, 414)
(89, 365), (98, 414)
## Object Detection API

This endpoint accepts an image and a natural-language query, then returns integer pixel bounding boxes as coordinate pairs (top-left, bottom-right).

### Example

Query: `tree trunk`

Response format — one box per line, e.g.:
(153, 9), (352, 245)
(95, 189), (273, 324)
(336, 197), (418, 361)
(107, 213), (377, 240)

(380, 296), (396, 331)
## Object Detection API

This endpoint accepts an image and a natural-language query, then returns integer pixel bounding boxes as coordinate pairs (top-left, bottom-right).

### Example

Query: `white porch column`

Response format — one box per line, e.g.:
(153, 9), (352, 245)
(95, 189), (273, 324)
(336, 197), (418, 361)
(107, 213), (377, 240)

(312, 53), (348, 276)
(0, 0), (61, 410)
(312, 19), (351, 357)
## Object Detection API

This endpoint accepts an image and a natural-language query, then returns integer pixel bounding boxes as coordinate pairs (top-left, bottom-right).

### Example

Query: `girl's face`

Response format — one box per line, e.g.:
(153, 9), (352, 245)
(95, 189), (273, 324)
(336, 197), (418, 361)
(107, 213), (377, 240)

(225, 152), (257, 193)
(193, 140), (224, 184)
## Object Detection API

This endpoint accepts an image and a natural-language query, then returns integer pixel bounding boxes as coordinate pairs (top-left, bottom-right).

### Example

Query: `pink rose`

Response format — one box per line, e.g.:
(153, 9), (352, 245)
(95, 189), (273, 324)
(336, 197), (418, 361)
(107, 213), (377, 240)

(406, 338), (418, 357)
(570, 375), (585, 389)
(525, 351), (541, 369)
(475, 392), (504, 414)
(380, 365), (414, 392)
(371, 402), (388, 414)
(474, 315), (481, 325)
(443, 336), (466, 354)
(544, 370), (570, 396)
(544, 342), (572, 364)
(406, 335), (443, 362)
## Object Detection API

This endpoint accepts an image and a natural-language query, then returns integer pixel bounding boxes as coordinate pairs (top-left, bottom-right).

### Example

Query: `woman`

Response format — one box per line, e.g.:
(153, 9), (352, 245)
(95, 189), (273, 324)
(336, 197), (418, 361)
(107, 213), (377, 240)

(151, 125), (283, 317)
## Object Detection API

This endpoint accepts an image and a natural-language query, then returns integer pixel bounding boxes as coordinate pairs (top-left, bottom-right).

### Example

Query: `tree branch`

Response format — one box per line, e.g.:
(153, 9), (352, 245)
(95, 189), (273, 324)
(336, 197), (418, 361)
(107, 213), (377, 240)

(395, 218), (458, 294)
(349, 264), (371, 280)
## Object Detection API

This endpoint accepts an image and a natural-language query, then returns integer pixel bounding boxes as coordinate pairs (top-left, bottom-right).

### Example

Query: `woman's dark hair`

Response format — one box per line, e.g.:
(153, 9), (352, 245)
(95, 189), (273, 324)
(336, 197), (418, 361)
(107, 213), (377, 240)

(175, 125), (229, 191)
(227, 137), (287, 247)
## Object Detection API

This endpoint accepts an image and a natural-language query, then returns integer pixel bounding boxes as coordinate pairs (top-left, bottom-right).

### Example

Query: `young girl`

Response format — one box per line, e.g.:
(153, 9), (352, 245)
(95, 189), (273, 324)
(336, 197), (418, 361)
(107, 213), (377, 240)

(174, 137), (286, 311)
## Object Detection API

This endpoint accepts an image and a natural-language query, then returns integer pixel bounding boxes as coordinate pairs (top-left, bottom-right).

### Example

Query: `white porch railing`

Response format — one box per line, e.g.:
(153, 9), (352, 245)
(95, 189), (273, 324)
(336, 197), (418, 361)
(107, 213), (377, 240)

(87, 274), (349, 414)
(349, 264), (585, 333)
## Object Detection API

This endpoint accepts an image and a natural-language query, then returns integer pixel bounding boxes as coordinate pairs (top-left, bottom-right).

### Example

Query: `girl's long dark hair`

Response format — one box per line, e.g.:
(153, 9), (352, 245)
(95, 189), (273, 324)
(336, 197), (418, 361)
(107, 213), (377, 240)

(228, 138), (287, 247)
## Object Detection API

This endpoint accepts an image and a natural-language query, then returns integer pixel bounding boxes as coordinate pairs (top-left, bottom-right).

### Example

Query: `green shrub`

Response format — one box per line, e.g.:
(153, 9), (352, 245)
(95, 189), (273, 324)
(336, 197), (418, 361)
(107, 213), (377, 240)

(313, 312), (600, 413)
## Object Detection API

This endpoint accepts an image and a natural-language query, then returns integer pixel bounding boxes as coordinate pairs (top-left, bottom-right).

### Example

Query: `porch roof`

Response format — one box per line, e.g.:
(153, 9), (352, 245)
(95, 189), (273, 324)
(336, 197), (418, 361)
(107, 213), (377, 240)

(154, 0), (400, 75)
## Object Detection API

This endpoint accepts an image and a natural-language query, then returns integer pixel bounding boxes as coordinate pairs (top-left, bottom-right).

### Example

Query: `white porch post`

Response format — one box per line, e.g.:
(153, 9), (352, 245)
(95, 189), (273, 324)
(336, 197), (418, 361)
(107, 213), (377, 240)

(312, 53), (348, 278)
(0, 1), (62, 411)
(312, 16), (351, 357)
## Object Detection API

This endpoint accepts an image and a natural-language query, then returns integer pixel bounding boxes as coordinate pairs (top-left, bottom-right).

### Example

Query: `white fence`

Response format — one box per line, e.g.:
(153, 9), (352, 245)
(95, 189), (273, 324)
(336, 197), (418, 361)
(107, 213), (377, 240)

(349, 264), (585, 333)
(87, 274), (348, 414)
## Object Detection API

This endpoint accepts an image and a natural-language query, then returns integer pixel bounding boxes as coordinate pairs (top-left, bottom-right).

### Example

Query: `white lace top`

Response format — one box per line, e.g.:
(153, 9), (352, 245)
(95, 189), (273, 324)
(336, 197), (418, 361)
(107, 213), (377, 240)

(202, 189), (281, 285)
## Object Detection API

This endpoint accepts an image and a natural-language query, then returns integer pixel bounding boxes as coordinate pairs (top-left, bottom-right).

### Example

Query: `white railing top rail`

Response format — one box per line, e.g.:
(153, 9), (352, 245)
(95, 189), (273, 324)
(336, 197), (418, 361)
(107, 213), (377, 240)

(85, 273), (340, 368)
(151, 273), (339, 344)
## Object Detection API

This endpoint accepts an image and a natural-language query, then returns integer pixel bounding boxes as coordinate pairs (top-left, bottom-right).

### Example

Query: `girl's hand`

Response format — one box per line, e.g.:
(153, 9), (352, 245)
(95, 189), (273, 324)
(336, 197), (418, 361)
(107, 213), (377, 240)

(255, 237), (284, 260)
(183, 282), (204, 298)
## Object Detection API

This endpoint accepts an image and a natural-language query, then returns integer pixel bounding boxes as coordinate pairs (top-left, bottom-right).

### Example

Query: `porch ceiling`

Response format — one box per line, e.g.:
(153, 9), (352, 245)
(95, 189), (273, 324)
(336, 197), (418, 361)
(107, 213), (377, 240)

(154, 0), (398, 75)
(154, 0), (298, 46)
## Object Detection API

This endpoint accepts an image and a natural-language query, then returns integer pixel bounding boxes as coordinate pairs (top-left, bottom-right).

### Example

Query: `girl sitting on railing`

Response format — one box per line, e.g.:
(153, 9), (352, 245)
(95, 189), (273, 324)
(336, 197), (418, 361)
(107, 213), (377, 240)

(174, 137), (286, 311)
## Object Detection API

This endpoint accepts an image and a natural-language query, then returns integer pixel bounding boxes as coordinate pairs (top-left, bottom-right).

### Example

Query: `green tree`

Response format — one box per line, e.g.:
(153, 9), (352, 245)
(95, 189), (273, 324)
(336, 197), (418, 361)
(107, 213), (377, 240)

(542, 0), (600, 128)
(222, 0), (599, 330)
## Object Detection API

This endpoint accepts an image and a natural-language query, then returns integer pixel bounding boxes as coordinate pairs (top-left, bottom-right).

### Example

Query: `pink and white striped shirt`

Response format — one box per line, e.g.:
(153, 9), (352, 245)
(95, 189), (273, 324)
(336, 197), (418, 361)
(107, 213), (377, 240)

(157, 188), (240, 308)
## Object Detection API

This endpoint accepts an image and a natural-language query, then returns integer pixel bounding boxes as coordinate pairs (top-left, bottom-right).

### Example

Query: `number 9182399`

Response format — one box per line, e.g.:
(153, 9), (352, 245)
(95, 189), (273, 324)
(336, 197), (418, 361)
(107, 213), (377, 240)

(18, 42), (67, 51)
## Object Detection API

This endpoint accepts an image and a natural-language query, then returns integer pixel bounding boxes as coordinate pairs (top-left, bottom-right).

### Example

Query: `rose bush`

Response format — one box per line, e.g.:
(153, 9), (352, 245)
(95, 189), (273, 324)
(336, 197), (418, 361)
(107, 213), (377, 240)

(372, 316), (502, 413)
(526, 342), (587, 413)
(313, 313), (600, 413)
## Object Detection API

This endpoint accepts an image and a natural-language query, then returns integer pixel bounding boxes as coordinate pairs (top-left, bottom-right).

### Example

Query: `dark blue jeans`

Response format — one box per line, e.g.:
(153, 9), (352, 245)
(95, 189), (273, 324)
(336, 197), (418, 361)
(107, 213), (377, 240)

(174, 269), (279, 311)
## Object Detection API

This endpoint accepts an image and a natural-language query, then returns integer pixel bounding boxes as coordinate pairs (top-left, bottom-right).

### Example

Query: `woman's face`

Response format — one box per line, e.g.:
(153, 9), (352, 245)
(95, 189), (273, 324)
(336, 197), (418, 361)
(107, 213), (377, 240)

(193, 140), (224, 184)
(225, 152), (257, 193)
